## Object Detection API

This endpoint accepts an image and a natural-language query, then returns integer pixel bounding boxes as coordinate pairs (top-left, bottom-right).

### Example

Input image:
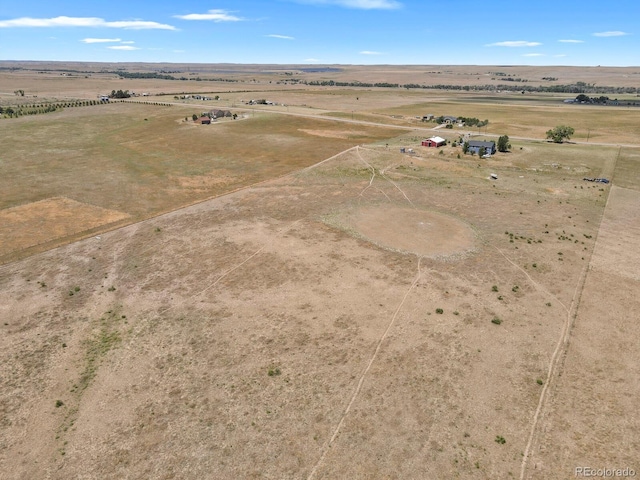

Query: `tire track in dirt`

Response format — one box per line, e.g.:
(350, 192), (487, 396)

(307, 257), (424, 480)
(356, 146), (416, 209)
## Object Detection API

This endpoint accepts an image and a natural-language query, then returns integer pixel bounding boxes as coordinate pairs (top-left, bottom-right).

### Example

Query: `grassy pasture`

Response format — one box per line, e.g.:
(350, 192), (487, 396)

(612, 148), (640, 190)
(0, 101), (398, 261)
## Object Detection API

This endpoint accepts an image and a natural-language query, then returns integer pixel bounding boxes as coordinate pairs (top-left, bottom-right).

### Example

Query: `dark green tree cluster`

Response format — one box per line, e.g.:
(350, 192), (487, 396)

(110, 89), (131, 99)
(497, 135), (511, 152)
(575, 94), (611, 104)
(458, 117), (489, 128)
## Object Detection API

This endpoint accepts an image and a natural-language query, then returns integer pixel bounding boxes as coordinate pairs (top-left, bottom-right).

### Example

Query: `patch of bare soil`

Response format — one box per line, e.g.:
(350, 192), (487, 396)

(298, 129), (368, 139)
(0, 197), (129, 257)
(341, 204), (476, 258)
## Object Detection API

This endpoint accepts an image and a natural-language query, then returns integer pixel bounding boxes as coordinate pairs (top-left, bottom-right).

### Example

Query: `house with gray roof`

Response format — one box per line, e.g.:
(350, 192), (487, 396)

(467, 140), (496, 155)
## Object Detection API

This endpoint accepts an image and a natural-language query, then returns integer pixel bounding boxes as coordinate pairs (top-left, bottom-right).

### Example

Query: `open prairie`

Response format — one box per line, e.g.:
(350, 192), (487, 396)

(1, 63), (639, 479)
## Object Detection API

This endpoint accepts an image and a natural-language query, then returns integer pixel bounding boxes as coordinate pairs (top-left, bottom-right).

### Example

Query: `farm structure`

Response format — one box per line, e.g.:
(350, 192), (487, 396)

(467, 140), (496, 155)
(209, 109), (232, 118)
(198, 116), (211, 125)
(422, 136), (447, 148)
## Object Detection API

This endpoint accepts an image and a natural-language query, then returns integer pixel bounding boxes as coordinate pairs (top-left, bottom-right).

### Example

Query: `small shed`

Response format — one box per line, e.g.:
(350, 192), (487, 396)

(422, 136), (446, 148)
(198, 116), (211, 124)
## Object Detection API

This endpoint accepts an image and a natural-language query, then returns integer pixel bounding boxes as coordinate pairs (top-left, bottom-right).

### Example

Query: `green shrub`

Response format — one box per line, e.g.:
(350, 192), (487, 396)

(491, 317), (502, 325)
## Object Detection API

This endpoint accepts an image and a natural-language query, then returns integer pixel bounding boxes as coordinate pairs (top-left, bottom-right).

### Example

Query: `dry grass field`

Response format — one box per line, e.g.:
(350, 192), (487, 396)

(1, 63), (639, 479)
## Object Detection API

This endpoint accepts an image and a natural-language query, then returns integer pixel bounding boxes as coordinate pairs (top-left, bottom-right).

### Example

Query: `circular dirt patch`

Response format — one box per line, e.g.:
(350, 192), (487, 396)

(344, 205), (475, 258)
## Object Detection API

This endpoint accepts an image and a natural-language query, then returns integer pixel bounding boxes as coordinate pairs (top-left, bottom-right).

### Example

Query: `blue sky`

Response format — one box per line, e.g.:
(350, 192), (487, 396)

(0, 0), (638, 66)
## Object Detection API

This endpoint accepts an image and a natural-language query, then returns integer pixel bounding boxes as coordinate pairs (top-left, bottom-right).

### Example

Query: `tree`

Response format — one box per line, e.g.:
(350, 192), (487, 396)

(497, 135), (511, 152)
(478, 146), (486, 158)
(192, 113), (198, 121)
(462, 141), (469, 154)
(546, 125), (575, 143)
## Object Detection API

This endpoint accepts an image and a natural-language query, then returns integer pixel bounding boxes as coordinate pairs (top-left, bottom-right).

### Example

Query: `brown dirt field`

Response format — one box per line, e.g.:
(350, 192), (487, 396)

(526, 185), (640, 478)
(0, 197), (129, 257)
(1, 64), (639, 480)
(0, 143), (609, 479)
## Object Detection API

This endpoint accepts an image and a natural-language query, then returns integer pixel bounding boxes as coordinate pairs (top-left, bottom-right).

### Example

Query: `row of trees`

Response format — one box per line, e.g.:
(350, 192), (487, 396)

(291, 79), (639, 95)
(110, 71), (239, 83)
(0, 100), (109, 118)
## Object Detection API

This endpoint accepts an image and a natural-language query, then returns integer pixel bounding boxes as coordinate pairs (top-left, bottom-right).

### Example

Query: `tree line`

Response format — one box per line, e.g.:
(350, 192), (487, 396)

(295, 80), (639, 95)
(0, 100), (105, 118)
(111, 71), (239, 83)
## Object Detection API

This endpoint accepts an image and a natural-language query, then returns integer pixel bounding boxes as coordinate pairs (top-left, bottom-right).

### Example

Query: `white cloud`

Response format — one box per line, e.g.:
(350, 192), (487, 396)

(174, 9), (242, 21)
(81, 38), (121, 43)
(559, 39), (583, 43)
(120, 41), (135, 44)
(523, 53), (545, 57)
(296, 0), (401, 9)
(485, 40), (542, 47)
(106, 21), (176, 30)
(267, 34), (294, 40)
(107, 45), (140, 50)
(593, 31), (628, 37)
(360, 50), (383, 55)
(305, 58), (321, 62)
(0, 16), (176, 30)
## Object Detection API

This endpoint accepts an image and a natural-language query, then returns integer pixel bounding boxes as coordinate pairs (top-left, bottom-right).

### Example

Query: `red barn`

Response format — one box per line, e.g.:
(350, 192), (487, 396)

(421, 136), (446, 147)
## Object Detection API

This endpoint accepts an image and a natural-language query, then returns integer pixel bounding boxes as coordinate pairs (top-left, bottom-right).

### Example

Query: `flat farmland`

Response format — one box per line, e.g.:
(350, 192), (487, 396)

(1, 63), (639, 479)
(0, 101), (398, 262)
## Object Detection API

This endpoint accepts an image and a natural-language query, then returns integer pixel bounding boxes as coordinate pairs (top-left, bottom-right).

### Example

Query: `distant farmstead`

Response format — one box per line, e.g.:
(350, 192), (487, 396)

(198, 116), (211, 124)
(422, 136), (447, 147)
